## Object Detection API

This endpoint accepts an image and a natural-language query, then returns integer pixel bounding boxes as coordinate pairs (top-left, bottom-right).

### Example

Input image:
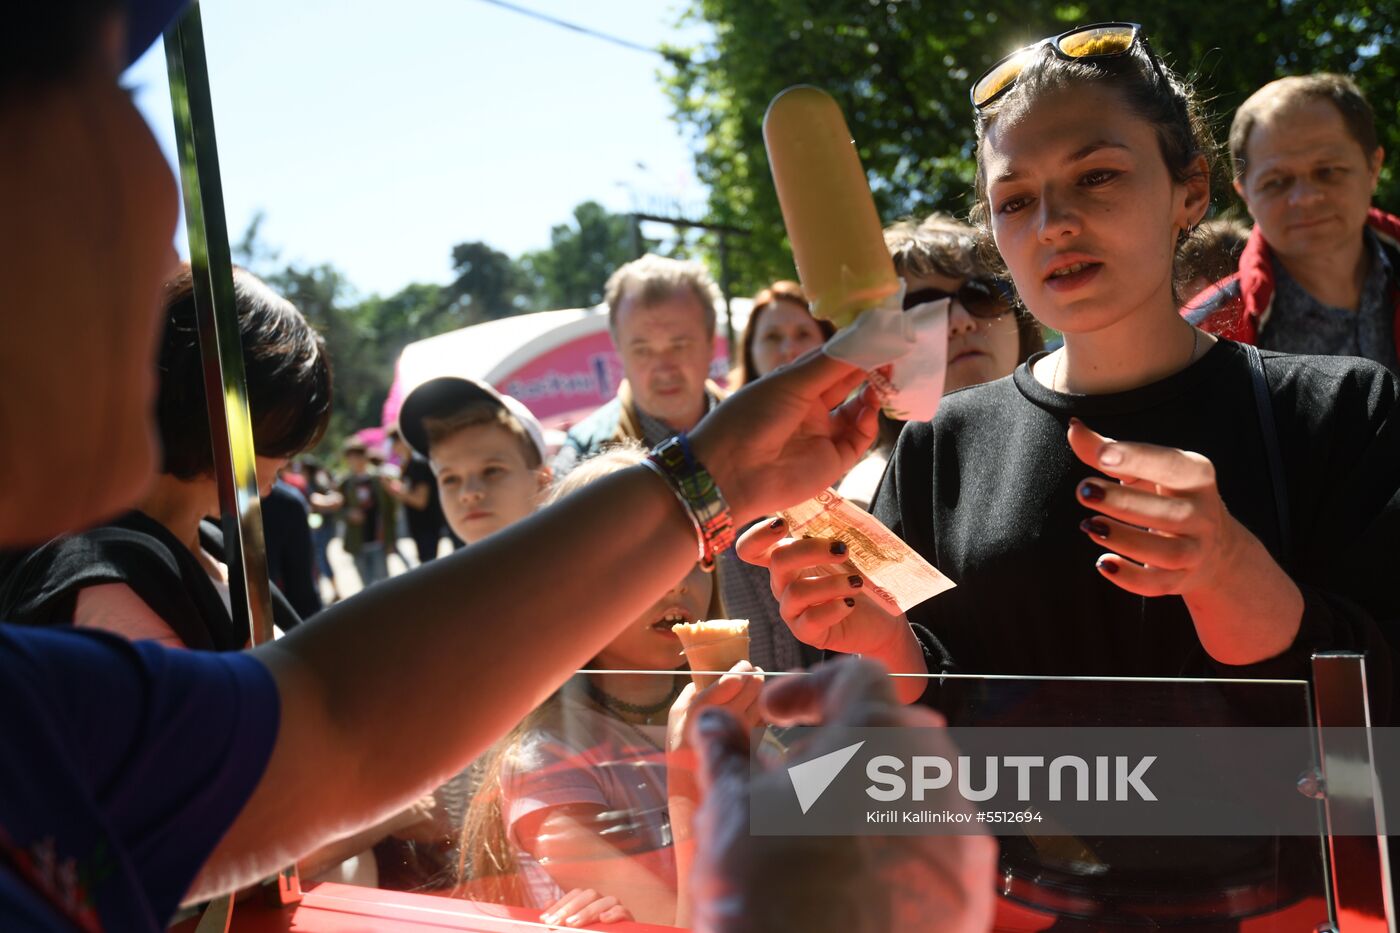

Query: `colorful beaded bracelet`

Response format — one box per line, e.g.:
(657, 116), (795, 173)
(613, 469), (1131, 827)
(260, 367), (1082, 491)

(642, 433), (736, 571)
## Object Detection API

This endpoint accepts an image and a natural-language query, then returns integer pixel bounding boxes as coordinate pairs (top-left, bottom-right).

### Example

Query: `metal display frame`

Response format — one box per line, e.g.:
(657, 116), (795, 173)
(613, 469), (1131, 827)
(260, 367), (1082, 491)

(163, 4), (300, 928)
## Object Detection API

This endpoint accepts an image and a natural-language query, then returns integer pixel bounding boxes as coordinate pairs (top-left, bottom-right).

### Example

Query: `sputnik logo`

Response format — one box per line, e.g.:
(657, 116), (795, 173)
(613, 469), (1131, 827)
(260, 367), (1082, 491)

(787, 741), (866, 814)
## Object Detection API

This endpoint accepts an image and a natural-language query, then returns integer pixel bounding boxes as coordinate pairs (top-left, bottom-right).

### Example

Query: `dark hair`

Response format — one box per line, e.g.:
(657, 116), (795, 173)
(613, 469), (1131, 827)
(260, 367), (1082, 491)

(885, 214), (986, 282)
(0, 2), (122, 97)
(969, 35), (1215, 308)
(735, 281), (834, 385)
(1176, 216), (1251, 291)
(157, 264), (333, 479)
(885, 213), (1045, 363)
(1230, 73), (1379, 179)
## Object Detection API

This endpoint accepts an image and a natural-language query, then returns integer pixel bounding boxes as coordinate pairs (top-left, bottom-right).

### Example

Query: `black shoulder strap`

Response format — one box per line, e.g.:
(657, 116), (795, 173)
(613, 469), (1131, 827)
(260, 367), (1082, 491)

(1244, 343), (1291, 564)
(0, 515), (245, 650)
(199, 520), (303, 634)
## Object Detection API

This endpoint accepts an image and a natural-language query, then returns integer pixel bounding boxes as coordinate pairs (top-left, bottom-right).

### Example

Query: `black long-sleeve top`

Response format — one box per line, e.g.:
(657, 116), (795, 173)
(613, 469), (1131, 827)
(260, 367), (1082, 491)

(873, 340), (1400, 723)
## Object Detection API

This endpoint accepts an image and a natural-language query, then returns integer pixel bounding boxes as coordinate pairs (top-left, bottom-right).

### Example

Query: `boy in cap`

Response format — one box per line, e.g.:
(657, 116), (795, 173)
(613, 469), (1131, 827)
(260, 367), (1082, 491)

(398, 378), (552, 545)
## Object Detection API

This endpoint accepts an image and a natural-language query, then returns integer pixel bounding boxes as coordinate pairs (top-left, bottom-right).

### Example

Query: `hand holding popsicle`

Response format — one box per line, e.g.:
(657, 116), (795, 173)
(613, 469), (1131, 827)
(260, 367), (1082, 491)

(764, 86), (948, 422)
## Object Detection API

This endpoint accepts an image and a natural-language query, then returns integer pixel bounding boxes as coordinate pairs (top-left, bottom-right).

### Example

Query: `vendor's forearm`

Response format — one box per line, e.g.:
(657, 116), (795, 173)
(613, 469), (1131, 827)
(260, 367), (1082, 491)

(283, 465), (692, 779)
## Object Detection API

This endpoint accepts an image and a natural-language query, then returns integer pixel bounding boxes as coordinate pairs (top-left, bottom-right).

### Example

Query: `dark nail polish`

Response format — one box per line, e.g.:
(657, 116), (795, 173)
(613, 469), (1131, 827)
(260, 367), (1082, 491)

(1079, 482), (1105, 501)
(848, 574), (863, 588)
(769, 517), (785, 529)
(1096, 557), (1119, 575)
(830, 541), (847, 556)
(843, 597), (856, 608)
(1080, 518), (1110, 538)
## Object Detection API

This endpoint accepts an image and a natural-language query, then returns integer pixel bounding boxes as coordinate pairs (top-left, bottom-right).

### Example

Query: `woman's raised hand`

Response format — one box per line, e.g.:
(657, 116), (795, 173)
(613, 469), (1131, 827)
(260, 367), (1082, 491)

(1068, 417), (1250, 594)
(1067, 418), (1302, 663)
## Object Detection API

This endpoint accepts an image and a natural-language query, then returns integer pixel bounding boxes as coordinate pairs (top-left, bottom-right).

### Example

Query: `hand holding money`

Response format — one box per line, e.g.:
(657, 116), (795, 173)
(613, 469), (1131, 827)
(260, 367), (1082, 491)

(736, 491), (949, 704)
(777, 488), (954, 615)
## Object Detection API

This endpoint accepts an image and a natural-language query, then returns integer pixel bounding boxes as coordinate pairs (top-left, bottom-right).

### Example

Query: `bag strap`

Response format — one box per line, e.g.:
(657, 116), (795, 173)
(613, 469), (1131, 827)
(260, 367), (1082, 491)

(1243, 343), (1291, 563)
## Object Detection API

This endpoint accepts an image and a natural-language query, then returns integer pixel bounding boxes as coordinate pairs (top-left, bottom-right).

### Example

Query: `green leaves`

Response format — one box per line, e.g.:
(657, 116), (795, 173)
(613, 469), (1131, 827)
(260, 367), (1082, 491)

(665, 0), (1399, 293)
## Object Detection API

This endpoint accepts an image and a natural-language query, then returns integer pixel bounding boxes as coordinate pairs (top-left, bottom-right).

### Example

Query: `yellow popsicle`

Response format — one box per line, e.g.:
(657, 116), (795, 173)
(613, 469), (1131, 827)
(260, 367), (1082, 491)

(764, 86), (900, 329)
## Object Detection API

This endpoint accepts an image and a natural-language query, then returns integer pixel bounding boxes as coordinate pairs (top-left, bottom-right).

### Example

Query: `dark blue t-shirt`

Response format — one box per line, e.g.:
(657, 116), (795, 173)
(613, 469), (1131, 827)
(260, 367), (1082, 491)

(0, 626), (279, 930)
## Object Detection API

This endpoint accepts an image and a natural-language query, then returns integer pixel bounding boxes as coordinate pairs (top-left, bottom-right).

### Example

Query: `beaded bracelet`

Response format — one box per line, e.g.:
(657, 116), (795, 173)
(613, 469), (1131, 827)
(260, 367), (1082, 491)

(642, 433), (736, 571)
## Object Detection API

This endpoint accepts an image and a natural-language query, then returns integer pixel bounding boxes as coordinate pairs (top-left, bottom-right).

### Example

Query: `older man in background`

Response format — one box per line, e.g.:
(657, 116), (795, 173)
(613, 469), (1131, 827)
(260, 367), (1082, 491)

(555, 254), (819, 671)
(555, 254), (726, 472)
(1190, 73), (1398, 373)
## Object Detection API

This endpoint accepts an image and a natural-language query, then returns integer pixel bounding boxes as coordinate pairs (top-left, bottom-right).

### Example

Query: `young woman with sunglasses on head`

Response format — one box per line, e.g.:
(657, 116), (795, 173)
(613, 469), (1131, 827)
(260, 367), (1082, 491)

(744, 22), (1400, 923)
(746, 22), (1400, 735)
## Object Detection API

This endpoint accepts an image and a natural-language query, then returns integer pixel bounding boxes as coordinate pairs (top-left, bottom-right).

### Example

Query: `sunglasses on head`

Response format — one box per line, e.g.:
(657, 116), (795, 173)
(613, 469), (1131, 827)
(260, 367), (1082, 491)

(903, 279), (1015, 319)
(970, 22), (1166, 111)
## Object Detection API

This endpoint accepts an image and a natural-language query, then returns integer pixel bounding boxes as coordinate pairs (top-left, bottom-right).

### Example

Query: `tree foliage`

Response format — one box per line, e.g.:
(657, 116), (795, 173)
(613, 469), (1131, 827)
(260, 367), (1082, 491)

(663, 0), (1400, 293)
(519, 200), (642, 309)
(447, 241), (524, 323)
(234, 200), (643, 452)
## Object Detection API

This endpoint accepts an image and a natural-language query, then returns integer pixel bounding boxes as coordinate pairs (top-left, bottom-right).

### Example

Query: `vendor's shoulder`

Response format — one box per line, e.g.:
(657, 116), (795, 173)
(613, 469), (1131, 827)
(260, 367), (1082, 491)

(563, 395), (622, 446)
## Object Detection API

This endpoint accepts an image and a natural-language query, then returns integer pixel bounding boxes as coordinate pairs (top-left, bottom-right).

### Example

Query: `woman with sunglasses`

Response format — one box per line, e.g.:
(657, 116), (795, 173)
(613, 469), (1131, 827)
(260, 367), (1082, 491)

(839, 213), (1043, 509)
(753, 19), (1399, 718)
(886, 213), (1041, 392)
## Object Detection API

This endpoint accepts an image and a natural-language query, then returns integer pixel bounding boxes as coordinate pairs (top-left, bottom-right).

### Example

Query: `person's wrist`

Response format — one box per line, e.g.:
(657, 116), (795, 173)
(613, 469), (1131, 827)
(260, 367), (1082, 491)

(1192, 511), (1255, 598)
(862, 620), (926, 703)
(688, 422), (753, 525)
(644, 434), (737, 568)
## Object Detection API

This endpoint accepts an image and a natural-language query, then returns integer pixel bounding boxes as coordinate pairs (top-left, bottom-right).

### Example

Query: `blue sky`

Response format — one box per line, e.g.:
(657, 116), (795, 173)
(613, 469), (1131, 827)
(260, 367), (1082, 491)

(126, 0), (710, 298)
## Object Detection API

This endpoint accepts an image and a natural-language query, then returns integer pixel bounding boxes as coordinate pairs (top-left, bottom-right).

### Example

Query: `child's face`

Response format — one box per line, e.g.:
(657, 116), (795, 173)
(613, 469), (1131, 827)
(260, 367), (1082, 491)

(431, 422), (548, 544)
(982, 83), (1206, 336)
(594, 562), (714, 672)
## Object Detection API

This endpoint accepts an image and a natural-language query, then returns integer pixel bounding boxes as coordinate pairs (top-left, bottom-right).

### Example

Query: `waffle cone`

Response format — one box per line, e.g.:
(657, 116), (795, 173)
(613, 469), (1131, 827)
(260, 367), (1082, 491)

(672, 619), (750, 689)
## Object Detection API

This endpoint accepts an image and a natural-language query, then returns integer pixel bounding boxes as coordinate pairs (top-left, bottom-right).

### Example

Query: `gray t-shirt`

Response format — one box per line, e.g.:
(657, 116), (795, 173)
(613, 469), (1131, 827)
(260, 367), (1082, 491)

(1259, 228), (1398, 374)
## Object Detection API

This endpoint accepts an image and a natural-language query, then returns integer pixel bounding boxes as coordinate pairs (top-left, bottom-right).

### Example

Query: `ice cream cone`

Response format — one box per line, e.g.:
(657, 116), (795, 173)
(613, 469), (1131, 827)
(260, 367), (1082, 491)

(672, 619), (750, 689)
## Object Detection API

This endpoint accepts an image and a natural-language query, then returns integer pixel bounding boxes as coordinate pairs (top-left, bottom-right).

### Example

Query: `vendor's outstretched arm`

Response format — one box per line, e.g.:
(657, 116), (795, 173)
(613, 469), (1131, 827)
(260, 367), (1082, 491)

(189, 351), (878, 901)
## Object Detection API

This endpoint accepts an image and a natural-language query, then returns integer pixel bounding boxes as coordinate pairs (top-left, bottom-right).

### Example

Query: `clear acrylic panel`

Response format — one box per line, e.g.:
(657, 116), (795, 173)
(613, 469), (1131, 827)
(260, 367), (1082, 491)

(374, 669), (1332, 932)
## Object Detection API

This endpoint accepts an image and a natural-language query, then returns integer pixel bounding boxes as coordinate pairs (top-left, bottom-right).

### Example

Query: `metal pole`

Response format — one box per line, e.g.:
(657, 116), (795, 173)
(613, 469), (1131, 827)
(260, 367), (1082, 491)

(165, 0), (274, 649)
(718, 232), (735, 362)
(165, 2), (302, 915)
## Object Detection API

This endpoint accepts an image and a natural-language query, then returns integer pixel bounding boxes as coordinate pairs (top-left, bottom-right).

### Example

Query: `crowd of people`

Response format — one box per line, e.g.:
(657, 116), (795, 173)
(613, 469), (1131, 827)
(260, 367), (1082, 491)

(2, 4), (1398, 932)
